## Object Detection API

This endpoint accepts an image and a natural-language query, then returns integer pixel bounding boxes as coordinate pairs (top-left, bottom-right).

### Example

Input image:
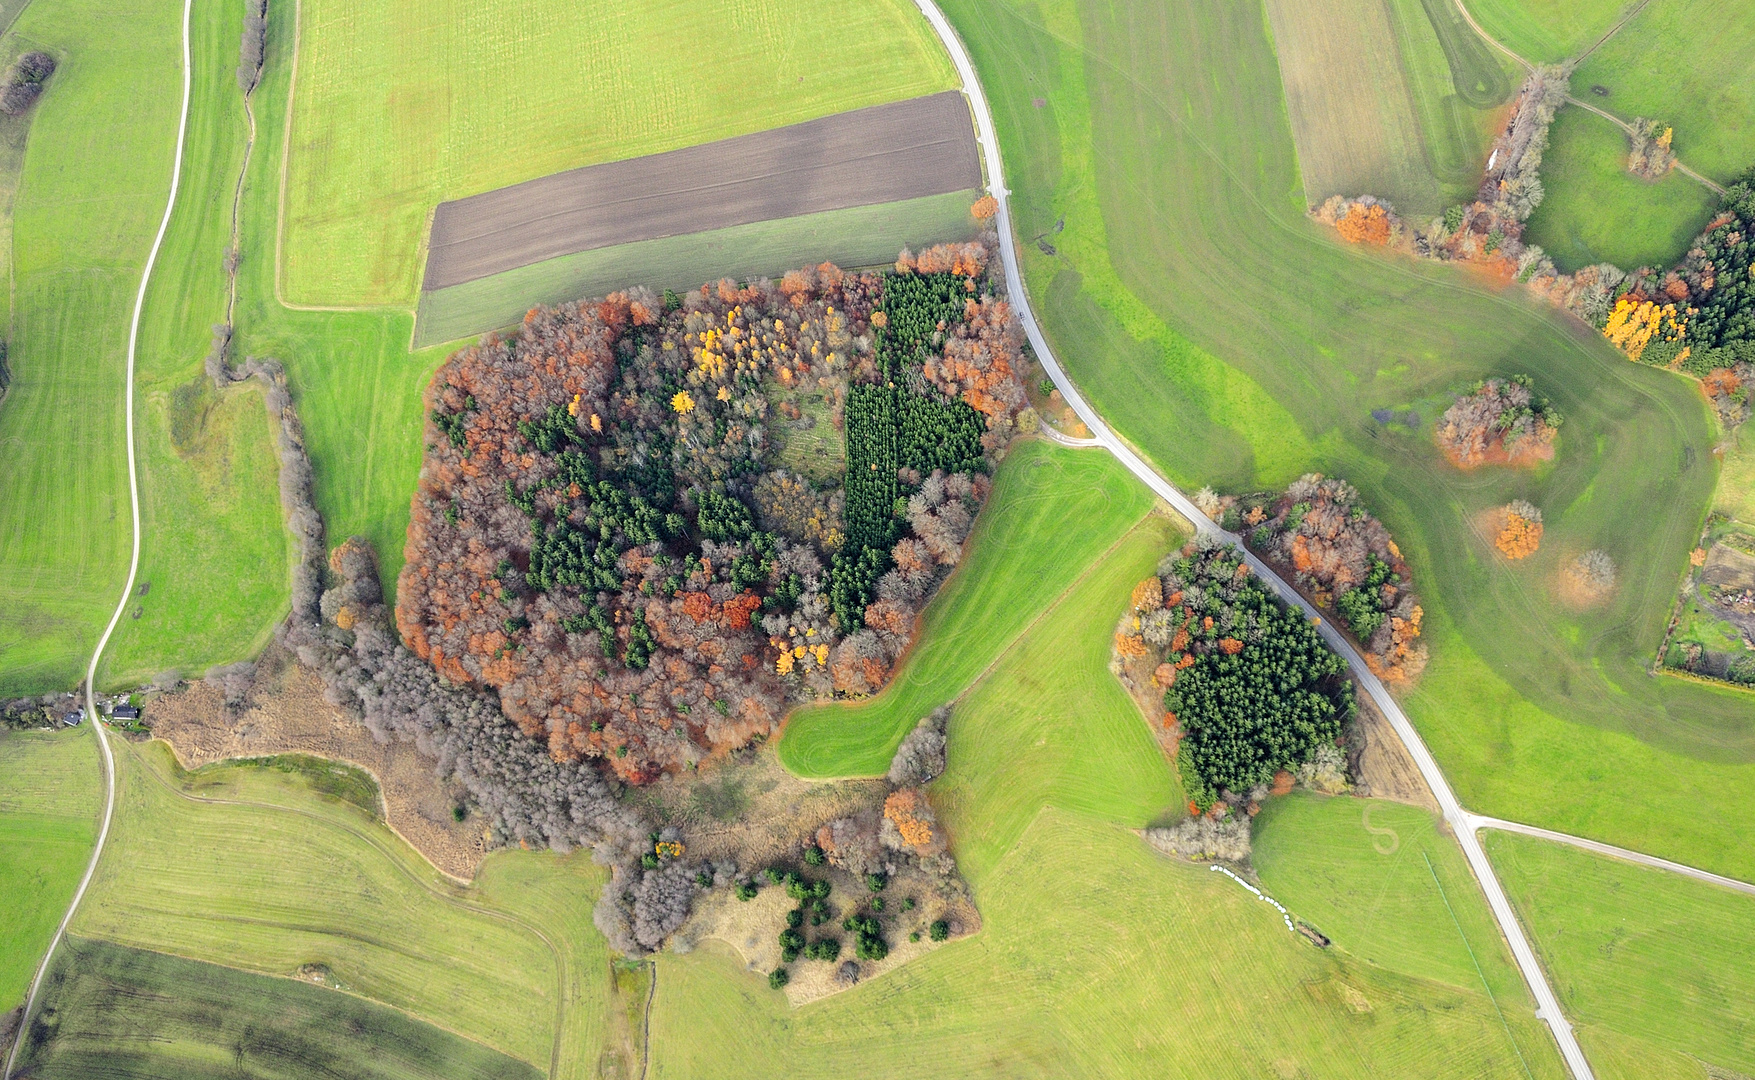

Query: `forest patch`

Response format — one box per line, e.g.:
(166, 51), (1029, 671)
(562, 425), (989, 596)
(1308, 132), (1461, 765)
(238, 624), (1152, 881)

(395, 243), (1029, 785)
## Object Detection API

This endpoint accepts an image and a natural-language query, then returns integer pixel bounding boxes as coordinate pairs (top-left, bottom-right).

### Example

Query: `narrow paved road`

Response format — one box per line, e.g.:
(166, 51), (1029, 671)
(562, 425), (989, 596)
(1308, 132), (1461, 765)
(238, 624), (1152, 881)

(909, 1), (1600, 1075)
(1471, 815), (1755, 898)
(1, 0), (193, 1074)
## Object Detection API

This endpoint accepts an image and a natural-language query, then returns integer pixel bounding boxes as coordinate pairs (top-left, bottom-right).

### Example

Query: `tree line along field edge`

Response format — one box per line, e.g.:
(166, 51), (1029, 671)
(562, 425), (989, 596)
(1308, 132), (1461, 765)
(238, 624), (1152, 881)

(936, 0), (1753, 874)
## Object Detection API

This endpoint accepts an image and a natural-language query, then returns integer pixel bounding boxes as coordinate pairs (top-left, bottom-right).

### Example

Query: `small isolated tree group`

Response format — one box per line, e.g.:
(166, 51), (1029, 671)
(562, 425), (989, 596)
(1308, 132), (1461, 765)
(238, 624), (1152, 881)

(1627, 117), (1677, 179)
(1495, 500), (1543, 559)
(0, 52), (55, 116)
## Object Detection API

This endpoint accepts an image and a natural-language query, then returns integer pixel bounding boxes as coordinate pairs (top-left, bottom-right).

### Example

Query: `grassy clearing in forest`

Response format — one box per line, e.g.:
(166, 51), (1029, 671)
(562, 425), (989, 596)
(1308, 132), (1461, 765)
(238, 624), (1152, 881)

(71, 738), (610, 1077)
(1523, 107), (1719, 272)
(1486, 830), (1755, 1078)
(1572, 0), (1755, 186)
(0, 726), (100, 1011)
(938, 0), (1753, 878)
(649, 514), (1564, 1079)
(1464, 0), (1636, 64)
(776, 441), (1155, 778)
(282, 0), (957, 307)
(0, 0), (182, 694)
(18, 935), (540, 1080)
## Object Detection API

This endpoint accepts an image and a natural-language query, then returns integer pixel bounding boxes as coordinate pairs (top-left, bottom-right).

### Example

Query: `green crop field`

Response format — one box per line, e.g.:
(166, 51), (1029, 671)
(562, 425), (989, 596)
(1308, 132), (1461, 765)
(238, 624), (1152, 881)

(282, 0), (958, 307)
(1486, 831), (1755, 1077)
(1573, 0), (1755, 186)
(0, 0), (183, 694)
(1523, 107), (1718, 271)
(1264, 0), (1514, 218)
(414, 190), (982, 347)
(650, 506), (1564, 1078)
(17, 935), (540, 1080)
(1465, 0), (1637, 64)
(777, 440), (1156, 778)
(70, 739), (611, 1077)
(0, 726), (100, 1011)
(938, 0), (1755, 879)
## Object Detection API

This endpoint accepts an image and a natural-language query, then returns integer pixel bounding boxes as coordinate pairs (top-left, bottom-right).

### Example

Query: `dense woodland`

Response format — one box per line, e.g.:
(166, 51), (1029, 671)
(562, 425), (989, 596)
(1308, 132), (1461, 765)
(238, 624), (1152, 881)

(1435, 375), (1562, 468)
(1114, 540), (1354, 816)
(396, 244), (1027, 784)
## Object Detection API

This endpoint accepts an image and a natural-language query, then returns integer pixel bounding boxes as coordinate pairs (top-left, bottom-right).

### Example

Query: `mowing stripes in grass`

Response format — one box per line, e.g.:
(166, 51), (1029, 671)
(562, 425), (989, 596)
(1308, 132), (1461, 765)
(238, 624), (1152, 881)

(0, 0), (184, 694)
(72, 738), (604, 1071)
(939, 0), (1752, 877)
(18, 935), (541, 1080)
(0, 727), (101, 1012)
(1486, 829), (1755, 1076)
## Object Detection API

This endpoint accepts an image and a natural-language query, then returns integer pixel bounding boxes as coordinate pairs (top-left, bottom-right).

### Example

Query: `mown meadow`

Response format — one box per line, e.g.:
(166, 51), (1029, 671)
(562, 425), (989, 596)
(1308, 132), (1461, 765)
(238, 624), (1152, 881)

(937, 0), (1755, 881)
(68, 739), (613, 1078)
(650, 455), (1564, 1078)
(0, 726), (100, 1012)
(1486, 830), (1755, 1078)
(17, 935), (541, 1080)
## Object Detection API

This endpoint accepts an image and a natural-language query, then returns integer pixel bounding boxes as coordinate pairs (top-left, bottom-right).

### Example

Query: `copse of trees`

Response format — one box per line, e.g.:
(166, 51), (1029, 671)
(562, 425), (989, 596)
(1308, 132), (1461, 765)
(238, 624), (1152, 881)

(1147, 541), (1355, 805)
(0, 51), (55, 116)
(1233, 475), (1427, 683)
(1435, 375), (1561, 468)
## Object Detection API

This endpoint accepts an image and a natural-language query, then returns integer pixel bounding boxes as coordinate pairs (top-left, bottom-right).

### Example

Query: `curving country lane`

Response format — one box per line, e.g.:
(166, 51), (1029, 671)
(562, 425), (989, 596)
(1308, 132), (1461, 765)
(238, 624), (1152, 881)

(907, 0), (1605, 1075)
(2, 0), (194, 1075)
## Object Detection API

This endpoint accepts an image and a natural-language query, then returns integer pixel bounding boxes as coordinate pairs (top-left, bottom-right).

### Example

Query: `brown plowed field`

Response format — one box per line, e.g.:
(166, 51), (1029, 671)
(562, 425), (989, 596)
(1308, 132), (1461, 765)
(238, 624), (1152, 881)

(422, 91), (981, 291)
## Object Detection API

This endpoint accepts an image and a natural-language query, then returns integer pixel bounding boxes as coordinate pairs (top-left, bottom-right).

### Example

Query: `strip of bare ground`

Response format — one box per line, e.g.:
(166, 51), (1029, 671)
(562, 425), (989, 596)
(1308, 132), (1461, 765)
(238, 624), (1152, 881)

(421, 91), (981, 290)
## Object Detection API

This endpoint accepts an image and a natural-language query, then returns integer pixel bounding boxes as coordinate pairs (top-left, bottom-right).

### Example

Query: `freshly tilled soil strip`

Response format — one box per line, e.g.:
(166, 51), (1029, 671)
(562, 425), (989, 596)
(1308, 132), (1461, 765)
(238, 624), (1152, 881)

(421, 91), (981, 290)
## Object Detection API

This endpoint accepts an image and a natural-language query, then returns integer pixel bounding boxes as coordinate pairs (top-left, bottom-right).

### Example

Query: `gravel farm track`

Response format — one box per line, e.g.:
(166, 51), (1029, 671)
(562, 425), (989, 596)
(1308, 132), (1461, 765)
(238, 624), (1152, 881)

(9, 1), (1753, 1078)
(421, 90), (982, 291)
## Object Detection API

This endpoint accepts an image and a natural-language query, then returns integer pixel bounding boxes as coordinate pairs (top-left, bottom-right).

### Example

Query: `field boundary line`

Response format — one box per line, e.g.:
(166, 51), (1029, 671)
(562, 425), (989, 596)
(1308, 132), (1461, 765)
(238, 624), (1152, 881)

(1471, 815), (1755, 897)
(911, 1), (1596, 1074)
(270, 0), (401, 316)
(1424, 851), (1537, 1080)
(2, 0), (193, 1074)
(122, 737), (572, 1077)
(1575, 0), (1654, 64)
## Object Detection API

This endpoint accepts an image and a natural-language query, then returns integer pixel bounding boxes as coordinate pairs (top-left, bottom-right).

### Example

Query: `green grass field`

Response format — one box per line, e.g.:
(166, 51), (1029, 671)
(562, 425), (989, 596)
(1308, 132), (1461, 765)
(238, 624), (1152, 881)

(776, 441), (1157, 778)
(1486, 830), (1755, 1077)
(18, 935), (541, 1080)
(71, 738), (611, 1077)
(282, 0), (958, 307)
(649, 503), (1564, 1078)
(1573, 0), (1755, 186)
(1465, 0), (1637, 64)
(1523, 107), (1718, 271)
(0, 726), (100, 1012)
(1264, 0), (1513, 218)
(940, 0), (1755, 879)
(0, 0), (182, 694)
(414, 190), (982, 347)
